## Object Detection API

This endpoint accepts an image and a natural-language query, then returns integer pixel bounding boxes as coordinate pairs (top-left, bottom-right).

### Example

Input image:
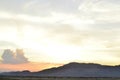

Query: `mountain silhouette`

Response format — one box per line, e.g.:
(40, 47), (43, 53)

(1, 62), (120, 77)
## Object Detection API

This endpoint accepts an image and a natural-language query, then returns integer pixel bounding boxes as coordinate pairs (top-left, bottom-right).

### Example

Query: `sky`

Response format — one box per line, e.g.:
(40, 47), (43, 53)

(0, 0), (120, 72)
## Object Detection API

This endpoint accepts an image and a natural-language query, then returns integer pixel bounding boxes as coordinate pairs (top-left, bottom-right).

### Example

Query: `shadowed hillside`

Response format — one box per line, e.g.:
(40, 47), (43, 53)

(1, 62), (120, 77)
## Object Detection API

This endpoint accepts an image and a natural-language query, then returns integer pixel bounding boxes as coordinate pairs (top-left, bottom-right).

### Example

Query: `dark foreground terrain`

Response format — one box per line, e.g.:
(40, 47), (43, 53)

(1, 62), (120, 80)
(1, 76), (120, 80)
(2, 62), (120, 77)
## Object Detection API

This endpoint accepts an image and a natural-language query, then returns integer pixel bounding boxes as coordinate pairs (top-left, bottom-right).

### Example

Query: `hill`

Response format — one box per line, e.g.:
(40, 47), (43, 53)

(1, 62), (120, 77)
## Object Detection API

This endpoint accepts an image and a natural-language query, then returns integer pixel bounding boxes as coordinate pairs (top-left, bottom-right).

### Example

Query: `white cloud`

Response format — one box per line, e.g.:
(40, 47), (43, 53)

(77, 0), (120, 23)
(0, 11), (76, 24)
(1, 49), (29, 64)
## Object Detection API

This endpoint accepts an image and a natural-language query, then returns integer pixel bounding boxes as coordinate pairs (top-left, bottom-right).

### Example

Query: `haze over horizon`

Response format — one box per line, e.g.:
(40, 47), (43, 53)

(0, 0), (120, 72)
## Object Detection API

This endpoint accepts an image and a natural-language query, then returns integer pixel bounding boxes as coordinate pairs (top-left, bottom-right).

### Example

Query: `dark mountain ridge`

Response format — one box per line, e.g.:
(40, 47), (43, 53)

(1, 62), (120, 77)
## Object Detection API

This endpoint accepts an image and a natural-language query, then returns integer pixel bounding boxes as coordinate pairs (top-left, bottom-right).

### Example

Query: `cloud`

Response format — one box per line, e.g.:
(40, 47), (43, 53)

(78, 0), (120, 22)
(0, 41), (19, 49)
(0, 0), (120, 65)
(23, 0), (81, 15)
(1, 49), (29, 64)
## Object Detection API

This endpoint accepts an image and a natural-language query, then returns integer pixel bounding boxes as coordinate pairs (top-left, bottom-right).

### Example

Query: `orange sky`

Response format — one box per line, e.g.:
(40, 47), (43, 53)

(0, 62), (63, 72)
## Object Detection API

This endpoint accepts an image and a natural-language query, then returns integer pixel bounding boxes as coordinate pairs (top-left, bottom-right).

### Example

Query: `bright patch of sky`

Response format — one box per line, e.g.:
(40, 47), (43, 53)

(0, 0), (120, 65)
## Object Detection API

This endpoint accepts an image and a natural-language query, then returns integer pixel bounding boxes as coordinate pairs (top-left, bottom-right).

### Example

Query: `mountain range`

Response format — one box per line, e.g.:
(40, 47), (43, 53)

(1, 62), (120, 77)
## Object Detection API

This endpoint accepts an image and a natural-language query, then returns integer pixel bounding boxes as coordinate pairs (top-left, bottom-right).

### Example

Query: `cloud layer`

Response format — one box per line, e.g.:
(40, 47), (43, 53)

(0, 0), (120, 65)
(1, 49), (29, 64)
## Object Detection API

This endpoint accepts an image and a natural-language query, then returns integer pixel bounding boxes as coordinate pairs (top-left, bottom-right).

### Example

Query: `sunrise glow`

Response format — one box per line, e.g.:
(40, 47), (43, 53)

(0, 0), (120, 72)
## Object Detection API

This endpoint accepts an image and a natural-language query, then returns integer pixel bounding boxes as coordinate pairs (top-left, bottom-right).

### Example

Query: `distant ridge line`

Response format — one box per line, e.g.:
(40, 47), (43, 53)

(1, 62), (120, 77)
